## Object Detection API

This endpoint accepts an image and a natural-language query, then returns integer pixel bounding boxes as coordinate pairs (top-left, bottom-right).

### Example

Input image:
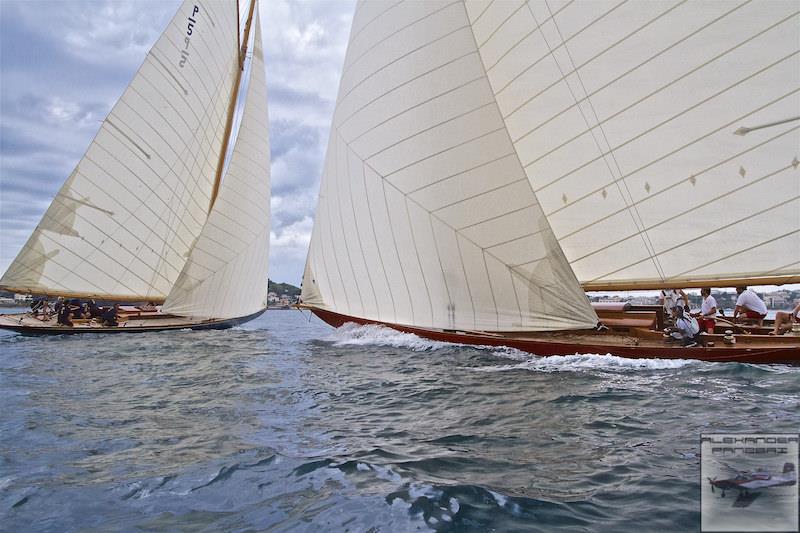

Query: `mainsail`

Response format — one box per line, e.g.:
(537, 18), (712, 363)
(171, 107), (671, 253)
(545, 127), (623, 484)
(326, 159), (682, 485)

(163, 7), (271, 319)
(302, 1), (598, 331)
(466, 0), (800, 290)
(2, 0), (271, 316)
(1, 1), (240, 301)
(303, 0), (799, 333)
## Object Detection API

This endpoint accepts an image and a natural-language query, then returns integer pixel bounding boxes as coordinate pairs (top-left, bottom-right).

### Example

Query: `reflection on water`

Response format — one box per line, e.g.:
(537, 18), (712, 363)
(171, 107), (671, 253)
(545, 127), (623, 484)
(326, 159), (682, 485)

(1, 311), (798, 531)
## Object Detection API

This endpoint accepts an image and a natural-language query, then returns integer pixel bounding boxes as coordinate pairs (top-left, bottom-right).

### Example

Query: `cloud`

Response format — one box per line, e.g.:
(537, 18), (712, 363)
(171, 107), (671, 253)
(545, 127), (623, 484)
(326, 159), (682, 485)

(0, 0), (355, 286)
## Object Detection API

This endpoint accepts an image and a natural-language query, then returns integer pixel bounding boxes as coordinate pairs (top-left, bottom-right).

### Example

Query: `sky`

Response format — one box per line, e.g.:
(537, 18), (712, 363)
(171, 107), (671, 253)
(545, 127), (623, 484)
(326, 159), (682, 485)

(0, 0), (355, 287)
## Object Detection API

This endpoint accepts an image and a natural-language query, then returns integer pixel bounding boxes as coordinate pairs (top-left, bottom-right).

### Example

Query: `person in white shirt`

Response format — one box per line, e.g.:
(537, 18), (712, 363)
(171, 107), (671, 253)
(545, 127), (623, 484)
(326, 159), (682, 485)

(660, 288), (689, 324)
(691, 287), (717, 333)
(733, 286), (767, 326)
(666, 306), (700, 347)
(771, 302), (800, 335)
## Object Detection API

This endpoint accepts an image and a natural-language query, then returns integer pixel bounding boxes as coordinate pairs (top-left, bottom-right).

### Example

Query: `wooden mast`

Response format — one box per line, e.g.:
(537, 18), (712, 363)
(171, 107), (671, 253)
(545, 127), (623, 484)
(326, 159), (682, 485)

(208, 0), (257, 214)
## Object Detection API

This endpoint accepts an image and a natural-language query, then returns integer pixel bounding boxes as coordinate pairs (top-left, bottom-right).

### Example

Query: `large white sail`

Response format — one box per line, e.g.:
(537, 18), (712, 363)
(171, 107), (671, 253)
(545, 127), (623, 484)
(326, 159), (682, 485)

(0, 1), (239, 301)
(468, 0), (800, 290)
(163, 9), (270, 320)
(302, 0), (598, 331)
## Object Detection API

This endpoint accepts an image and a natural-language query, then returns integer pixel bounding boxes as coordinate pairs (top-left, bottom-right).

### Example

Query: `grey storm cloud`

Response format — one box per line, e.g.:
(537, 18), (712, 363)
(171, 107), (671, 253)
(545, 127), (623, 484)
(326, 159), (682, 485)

(0, 0), (355, 286)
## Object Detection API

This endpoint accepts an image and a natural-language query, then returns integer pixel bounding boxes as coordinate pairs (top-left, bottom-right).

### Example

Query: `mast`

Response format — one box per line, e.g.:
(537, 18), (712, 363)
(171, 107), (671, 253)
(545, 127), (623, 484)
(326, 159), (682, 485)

(208, 0), (257, 214)
(163, 6), (271, 320)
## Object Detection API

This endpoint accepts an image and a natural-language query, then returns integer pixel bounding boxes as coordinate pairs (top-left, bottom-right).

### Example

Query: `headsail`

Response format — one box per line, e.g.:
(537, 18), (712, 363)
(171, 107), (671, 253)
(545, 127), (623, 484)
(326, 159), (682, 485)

(302, 1), (598, 332)
(0, 1), (240, 301)
(163, 6), (270, 320)
(468, 0), (800, 290)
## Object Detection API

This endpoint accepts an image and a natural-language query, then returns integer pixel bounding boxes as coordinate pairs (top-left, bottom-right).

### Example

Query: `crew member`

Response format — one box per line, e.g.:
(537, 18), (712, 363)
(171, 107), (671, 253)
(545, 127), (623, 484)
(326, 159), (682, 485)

(692, 288), (717, 333)
(660, 288), (688, 326)
(53, 297), (64, 316)
(771, 302), (800, 335)
(56, 301), (73, 327)
(666, 306), (700, 347)
(88, 299), (103, 318)
(733, 286), (767, 326)
(101, 303), (120, 327)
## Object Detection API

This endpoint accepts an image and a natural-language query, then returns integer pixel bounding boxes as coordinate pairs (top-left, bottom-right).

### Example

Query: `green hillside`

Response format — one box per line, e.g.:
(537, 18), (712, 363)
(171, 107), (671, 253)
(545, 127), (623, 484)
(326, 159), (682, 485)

(268, 280), (300, 297)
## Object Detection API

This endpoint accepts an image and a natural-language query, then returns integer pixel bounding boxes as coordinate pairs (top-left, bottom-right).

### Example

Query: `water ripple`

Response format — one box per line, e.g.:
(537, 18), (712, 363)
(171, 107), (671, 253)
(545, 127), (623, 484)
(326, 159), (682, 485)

(1, 312), (797, 531)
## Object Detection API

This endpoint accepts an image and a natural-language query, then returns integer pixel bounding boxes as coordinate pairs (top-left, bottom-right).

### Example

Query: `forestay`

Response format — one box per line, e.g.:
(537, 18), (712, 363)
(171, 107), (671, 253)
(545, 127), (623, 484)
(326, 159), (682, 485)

(467, 0), (800, 289)
(302, 1), (598, 331)
(163, 9), (270, 319)
(0, 1), (239, 301)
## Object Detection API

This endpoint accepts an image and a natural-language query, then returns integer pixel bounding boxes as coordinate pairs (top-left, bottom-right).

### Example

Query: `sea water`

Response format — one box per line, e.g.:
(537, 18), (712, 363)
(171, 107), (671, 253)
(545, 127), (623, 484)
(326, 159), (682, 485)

(1, 310), (798, 531)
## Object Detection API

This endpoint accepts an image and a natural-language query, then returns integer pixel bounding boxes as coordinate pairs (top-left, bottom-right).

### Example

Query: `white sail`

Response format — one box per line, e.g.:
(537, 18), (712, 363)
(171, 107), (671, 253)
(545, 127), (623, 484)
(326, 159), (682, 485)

(163, 8), (270, 320)
(0, 0), (239, 301)
(302, 0), (598, 331)
(468, 0), (800, 290)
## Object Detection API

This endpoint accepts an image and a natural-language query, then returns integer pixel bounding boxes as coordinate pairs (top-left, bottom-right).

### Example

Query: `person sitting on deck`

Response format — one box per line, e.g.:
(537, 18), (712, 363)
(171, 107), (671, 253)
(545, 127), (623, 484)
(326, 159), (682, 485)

(101, 304), (120, 326)
(665, 306), (700, 347)
(87, 299), (103, 318)
(771, 302), (800, 335)
(691, 288), (717, 333)
(56, 301), (73, 327)
(733, 286), (767, 326)
(77, 302), (91, 319)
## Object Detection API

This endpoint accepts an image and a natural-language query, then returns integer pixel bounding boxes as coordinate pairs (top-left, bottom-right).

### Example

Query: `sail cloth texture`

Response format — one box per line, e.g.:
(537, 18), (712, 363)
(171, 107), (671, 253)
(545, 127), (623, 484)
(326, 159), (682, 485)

(302, 0), (598, 332)
(163, 9), (270, 320)
(468, 0), (800, 289)
(0, 1), (239, 301)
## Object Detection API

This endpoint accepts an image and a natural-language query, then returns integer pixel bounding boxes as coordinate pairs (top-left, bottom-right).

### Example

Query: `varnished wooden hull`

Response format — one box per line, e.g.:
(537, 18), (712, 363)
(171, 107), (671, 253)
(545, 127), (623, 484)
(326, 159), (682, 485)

(304, 306), (800, 365)
(0, 308), (266, 336)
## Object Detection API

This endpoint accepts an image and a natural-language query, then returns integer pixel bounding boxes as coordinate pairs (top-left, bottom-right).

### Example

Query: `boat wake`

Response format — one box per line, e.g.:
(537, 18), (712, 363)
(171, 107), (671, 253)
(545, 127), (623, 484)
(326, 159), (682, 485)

(326, 323), (465, 352)
(325, 323), (699, 372)
(326, 323), (534, 358)
(478, 353), (698, 373)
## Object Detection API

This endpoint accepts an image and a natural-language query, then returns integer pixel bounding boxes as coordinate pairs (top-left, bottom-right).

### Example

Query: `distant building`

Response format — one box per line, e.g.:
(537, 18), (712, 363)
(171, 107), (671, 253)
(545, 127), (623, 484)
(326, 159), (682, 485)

(765, 295), (787, 308)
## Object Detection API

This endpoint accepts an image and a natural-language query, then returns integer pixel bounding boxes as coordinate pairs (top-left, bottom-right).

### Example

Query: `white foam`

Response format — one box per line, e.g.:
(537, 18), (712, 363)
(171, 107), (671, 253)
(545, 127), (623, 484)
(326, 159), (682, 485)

(326, 323), (460, 352)
(449, 497), (460, 514)
(371, 464), (402, 483)
(489, 490), (508, 507)
(327, 323), (539, 358)
(0, 476), (14, 491)
(408, 482), (443, 500)
(476, 353), (697, 373)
